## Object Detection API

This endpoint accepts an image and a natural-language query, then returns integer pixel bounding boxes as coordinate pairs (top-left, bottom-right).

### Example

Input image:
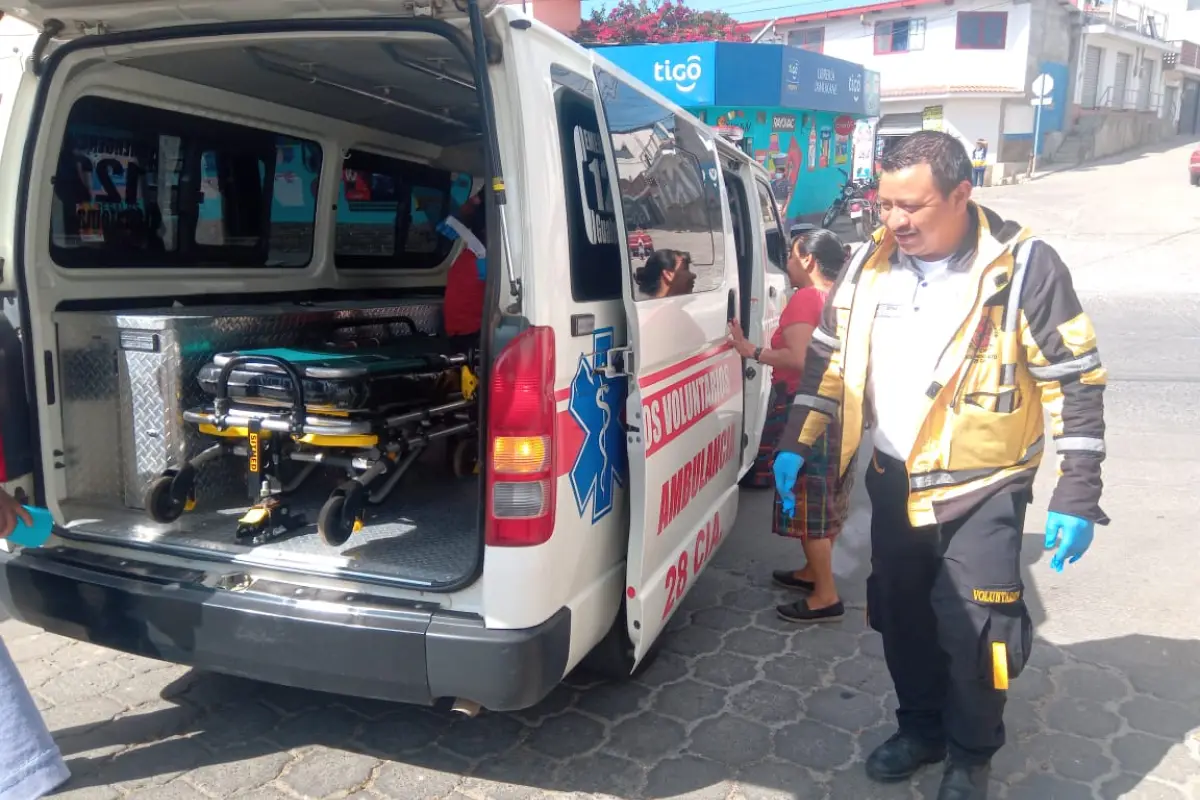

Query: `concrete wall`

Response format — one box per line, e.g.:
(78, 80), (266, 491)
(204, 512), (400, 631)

(776, 0), (1031, 94)
(1075, 110), (1178, 158)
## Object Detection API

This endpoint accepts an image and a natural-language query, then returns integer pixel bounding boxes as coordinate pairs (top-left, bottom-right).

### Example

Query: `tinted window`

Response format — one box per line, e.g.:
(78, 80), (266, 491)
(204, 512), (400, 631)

(595, 69), (726, 300)
(335, 150), (472, 269)
(553, 69), (622, 303)
(51, 96), (321, 268)
(755, 180), (786, 270)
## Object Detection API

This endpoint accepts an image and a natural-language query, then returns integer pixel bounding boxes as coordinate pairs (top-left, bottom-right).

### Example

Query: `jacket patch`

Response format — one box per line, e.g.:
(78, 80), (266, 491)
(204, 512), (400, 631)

(972, 587), (1022, 604)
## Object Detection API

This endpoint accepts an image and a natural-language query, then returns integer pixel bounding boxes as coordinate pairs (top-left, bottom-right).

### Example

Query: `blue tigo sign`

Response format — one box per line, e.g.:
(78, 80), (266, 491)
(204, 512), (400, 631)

(601, 43), (718, 107)
(779, 47), (867, 116)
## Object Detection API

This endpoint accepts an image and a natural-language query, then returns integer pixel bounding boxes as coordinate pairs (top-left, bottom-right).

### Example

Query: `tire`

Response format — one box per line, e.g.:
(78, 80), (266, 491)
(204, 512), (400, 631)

(144, 473), (190, 524)
(318, 483), (365, 547)
(1191, 174), (1199, 186)
(580, 602), (663, 681)
(450, 438), (479, 478)
(854, 219), (868, 241)
(821, 207), (838, 229)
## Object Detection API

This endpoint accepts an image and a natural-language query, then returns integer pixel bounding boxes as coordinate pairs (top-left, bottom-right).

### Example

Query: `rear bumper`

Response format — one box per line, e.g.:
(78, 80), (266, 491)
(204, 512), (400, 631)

(0, 547), (570, 711)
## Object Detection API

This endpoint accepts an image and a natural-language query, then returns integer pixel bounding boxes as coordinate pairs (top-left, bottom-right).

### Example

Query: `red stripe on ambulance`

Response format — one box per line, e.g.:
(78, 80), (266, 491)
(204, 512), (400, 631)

(642, 351), (740, 458)
(656, 423), (737, 535)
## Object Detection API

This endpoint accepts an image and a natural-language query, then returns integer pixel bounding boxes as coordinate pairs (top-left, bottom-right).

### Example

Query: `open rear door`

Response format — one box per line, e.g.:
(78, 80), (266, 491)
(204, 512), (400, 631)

(592, 66), (743, 663)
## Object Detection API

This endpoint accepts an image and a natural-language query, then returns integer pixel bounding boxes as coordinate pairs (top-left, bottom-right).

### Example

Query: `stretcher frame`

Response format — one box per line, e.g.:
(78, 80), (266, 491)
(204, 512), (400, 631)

(144, 343), (480, 548)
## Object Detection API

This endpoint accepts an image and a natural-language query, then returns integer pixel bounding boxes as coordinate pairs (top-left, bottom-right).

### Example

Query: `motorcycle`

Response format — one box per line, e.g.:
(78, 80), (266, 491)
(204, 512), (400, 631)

(847, 177), (880, 240)
(820, 168), (880, 240)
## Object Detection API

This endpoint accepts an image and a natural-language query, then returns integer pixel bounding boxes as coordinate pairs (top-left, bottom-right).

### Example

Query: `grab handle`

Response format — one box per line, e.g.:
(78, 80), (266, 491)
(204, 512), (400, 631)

(213, 354), (308, 435)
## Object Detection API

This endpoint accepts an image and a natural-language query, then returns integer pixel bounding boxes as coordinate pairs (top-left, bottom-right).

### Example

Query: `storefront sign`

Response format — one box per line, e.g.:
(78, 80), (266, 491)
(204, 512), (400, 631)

(772, 114), (797, 132)
(922, 105), (944, 132)
(601, 43), (717, 107)
(834, 115), (855, 136)
(780, 47), (867, 116)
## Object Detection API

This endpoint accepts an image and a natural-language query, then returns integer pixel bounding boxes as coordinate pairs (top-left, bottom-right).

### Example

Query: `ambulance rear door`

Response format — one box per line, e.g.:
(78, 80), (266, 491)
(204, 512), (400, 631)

(591, 65), (744, 663)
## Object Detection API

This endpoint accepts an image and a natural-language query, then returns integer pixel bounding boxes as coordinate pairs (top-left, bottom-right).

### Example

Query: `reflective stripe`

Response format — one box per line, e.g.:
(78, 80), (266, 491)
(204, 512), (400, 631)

(999, 363), (1017, 387)
(812, 328), (841, 351)
(1003, 237), (1039, 333)
(910, 437), (1044, 491)
(1054, 436), (1106, 455)
(1027, 351), (1102, 381)
(792, 393), (839, 416)
(995, 389), (1017, 414)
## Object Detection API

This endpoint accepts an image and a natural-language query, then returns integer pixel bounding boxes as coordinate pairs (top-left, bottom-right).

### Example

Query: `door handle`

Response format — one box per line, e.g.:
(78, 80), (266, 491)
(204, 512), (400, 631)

(769, 286), (777, 299)
(745, 365), (757, 380)
(727, 289), (737, 322)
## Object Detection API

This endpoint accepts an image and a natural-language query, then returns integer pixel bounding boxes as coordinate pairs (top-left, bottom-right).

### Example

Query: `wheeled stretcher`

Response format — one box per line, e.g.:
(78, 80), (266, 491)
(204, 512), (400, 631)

(144, 321), (480, 547)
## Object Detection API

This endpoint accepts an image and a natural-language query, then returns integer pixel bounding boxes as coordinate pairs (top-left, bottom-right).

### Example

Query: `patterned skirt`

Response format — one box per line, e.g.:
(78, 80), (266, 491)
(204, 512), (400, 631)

(749, 384), (853, 541)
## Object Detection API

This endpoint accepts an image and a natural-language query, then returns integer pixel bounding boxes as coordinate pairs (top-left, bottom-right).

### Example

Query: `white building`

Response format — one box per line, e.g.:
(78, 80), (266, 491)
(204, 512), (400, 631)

(749, 0), (1176, 181)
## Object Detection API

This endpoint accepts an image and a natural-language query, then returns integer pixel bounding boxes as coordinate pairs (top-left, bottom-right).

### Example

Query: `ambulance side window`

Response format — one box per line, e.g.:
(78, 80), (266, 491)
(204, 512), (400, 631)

(756, 180), (787, 270)
(594, 69), (726, 300)
(552, 71), (622, 302)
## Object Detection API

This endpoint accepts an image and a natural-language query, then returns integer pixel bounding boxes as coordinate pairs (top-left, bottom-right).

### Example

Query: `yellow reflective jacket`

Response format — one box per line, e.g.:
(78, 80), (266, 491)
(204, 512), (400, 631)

(778, 204), (1109, 527)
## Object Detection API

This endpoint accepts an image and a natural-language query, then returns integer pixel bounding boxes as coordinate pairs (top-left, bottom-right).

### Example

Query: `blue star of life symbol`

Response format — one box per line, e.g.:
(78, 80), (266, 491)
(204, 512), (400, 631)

(569, 328), (628, 525)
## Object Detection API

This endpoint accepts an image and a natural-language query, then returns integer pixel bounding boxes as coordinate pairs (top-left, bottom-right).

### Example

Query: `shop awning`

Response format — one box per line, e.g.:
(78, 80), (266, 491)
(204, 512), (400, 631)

(598, 42), (879, 118)
(877, 113), (924, 136)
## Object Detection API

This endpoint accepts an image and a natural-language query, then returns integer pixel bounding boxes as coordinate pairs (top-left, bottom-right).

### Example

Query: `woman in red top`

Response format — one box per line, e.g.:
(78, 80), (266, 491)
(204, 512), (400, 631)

(728, 229), (850, 623)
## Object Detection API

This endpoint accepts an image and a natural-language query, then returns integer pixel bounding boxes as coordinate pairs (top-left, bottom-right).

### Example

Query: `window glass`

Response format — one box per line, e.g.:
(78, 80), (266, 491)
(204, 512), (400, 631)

(787, 28), (824, 53)
(595, 69), (726, 300)
(755, 180), (786, 270)
(875, 19), (926, 54)
(335, 149), (472, 269)
(552, 68), (623, 302)
(957, 12), (1007, 49)
(52, 96), (321, 268)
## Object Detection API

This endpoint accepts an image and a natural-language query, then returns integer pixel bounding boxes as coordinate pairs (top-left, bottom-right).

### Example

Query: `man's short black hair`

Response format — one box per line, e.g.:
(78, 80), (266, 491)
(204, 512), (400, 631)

(878, 131), (973, 196)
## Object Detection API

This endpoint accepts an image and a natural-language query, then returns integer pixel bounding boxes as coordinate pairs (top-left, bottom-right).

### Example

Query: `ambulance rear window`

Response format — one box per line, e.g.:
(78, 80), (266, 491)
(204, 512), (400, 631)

(50, 95), (322, 269)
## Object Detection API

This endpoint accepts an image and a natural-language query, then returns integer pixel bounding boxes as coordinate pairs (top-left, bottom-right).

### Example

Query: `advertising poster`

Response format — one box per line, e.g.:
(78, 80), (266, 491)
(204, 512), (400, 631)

(807, 126), (817, 172)
(834, 134), (849, 165)
(819, 127), (832, 169)
(852, 119), (877, 181)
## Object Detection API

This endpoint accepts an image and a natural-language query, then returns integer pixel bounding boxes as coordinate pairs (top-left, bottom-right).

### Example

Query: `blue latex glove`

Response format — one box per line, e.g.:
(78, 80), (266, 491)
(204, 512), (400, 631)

(773, 452), (805, 519)
(437, 218), (459, 241)
(475, 255), (487, 280)
(1044, 511), (1095, 572)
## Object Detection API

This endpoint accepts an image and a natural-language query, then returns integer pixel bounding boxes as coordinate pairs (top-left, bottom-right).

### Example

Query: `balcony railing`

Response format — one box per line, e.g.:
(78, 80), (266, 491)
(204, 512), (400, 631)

(1080, 0), (1169, 40)
(1088, 85), (1162, 112)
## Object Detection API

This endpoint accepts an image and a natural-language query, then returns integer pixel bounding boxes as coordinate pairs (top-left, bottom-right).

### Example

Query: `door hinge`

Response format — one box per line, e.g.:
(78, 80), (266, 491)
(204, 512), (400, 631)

(605, 347), (634, 378)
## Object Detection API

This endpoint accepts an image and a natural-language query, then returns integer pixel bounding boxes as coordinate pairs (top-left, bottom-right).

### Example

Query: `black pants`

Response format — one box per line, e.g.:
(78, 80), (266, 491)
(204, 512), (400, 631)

(865, 450), (1033, 765)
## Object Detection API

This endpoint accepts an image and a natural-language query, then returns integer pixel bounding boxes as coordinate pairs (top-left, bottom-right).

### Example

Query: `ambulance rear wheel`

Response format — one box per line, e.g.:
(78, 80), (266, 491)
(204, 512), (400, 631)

(450, 438), (478, 478)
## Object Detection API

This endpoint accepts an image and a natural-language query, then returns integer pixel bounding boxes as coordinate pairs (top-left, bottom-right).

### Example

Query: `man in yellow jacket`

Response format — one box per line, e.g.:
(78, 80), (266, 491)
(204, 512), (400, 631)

(773, 131), (1108, 800)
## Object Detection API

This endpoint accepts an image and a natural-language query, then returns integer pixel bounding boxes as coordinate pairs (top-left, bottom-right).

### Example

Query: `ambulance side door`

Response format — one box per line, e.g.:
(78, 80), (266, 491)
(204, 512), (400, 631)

(591, 67), (744, 663)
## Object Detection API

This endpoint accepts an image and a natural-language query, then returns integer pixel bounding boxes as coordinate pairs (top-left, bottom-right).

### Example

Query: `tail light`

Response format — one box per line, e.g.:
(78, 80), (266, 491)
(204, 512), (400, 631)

(849, 201), (862, 212)
(486, 326), (557, 547)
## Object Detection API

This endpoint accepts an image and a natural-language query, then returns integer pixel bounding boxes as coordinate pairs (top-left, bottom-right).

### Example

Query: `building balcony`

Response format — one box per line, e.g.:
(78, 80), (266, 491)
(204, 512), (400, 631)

(1164, 40), (1200, 76)
(1081, 84), (1164, 113)
(1077, 0), (1176, 49)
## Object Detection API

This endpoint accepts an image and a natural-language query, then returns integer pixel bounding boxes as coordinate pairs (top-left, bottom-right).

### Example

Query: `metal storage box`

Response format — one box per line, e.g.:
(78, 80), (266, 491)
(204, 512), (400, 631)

(55, 300), (443, 510)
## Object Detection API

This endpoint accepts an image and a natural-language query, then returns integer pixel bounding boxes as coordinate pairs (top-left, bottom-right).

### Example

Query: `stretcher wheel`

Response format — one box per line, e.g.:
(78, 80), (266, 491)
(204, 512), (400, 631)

(451, 438), (479, 479)
(144, 468), (195, 524)
(318, 482), (366, 547)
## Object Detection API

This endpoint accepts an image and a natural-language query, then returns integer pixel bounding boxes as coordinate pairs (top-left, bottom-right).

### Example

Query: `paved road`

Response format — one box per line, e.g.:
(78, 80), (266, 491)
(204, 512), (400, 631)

(5, 140), (1200, 800)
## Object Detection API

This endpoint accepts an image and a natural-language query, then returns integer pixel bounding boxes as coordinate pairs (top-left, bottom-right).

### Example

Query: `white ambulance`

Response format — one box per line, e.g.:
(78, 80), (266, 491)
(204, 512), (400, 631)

(0, 0), (789, 711)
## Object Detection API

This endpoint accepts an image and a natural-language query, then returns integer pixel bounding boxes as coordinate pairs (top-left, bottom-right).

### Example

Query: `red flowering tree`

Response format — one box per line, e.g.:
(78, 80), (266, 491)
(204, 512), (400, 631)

(572, 0), (748, 45)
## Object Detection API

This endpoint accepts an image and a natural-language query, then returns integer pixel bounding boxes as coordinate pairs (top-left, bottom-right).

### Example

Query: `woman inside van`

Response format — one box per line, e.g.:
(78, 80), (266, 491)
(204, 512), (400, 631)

(728, 229), (851, 623)
(634, 249), (697, 298)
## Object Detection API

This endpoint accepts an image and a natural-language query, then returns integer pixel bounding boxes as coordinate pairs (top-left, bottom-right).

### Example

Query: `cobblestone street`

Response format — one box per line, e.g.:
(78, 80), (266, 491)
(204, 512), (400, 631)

(6, 141), (1200, 799)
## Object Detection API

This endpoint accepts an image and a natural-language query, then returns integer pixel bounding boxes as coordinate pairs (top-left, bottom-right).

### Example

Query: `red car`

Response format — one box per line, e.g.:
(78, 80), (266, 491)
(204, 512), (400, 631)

(628, 228), (654, 259)
(1191, 147), (1200, 186)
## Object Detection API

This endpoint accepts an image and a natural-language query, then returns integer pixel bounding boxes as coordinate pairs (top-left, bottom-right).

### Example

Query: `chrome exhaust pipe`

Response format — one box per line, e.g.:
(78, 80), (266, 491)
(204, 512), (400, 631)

(450, 698), (482, 718)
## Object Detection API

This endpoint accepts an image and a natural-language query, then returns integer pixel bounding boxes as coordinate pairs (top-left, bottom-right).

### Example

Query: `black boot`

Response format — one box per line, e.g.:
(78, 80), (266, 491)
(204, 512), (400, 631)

(937, 761), (990, 799)
(865, 732), (947, 782)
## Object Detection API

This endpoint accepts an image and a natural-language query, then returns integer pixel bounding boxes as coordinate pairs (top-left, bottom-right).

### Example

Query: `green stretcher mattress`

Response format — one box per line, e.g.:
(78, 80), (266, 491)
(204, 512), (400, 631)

(197, 340), (466, 412)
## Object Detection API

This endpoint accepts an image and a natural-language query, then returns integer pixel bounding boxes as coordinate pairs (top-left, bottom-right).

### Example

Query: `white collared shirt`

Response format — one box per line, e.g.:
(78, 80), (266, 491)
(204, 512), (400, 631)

(867, 255), (974, 461)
